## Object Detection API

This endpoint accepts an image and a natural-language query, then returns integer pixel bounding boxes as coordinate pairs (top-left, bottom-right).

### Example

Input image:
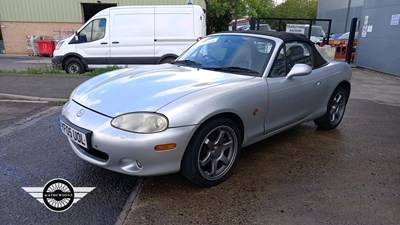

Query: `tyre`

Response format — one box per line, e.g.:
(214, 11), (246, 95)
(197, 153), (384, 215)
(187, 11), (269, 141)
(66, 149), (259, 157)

(314, 86), (348, 130)
(181, 118), (242, 187)
(65, 57), (85, 74)
(159, 57), (176, 64)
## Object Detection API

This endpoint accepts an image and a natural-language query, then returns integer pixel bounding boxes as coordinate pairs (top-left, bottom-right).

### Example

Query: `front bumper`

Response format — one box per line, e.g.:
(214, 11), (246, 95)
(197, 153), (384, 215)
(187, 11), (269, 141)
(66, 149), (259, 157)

(52, 56), (64, 69)
(61, 100), (198, 176)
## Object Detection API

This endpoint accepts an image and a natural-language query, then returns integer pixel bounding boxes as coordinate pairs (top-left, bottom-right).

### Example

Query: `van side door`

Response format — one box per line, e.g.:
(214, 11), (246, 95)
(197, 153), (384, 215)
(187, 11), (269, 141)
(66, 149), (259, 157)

(109, 7), (156, 64)
(75, 18), (109, 65)
(154, 6), (198, 60)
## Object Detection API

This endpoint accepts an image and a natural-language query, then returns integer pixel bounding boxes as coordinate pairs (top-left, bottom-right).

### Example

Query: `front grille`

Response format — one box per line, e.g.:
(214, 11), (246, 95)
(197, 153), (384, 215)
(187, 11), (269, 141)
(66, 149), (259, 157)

(73, 142), (109, 162)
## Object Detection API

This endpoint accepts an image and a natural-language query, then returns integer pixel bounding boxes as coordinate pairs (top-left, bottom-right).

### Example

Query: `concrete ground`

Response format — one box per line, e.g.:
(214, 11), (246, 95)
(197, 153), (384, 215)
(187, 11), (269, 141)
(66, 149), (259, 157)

(122, 68), (400, 225)
(0, 64), (399, 225)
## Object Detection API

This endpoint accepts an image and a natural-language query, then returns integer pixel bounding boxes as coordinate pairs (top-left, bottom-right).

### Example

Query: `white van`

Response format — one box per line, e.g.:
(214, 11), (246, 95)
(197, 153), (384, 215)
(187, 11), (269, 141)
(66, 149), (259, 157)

(285, 24), (326, 44)
(52, 5), (206, 73)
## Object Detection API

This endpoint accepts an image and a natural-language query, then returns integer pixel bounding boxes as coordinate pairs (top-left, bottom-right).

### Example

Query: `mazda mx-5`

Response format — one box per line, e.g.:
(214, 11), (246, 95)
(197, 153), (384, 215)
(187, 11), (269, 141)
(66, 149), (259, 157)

(59, 31), (351, 187)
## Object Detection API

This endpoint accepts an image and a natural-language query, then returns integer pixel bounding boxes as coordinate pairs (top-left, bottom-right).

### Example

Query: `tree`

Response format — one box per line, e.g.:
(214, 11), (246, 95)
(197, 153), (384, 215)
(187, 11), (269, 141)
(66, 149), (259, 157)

(206, 0), (275, 34)
(246, 0), (275, 18)
(206, 0), (245, 34)
(205, 0), (318, 33)
(272, 0), (318, 19)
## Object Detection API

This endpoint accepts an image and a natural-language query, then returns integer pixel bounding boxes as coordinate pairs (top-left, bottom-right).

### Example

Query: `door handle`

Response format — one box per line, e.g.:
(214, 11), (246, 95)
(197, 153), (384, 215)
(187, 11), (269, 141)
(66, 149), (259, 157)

(112, 41), (119, 44)
(100, 42), (108, 45)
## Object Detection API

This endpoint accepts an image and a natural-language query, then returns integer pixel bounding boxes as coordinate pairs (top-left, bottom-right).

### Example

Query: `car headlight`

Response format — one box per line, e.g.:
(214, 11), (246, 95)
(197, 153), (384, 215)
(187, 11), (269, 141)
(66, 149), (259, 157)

(55, 40), (64, 50)
(111, 113), (168, 133)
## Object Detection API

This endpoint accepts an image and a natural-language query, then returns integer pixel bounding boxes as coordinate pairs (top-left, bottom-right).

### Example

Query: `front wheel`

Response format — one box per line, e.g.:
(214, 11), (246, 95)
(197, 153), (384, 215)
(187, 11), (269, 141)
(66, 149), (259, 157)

(314, 86), (348, 129)
(181, 118), (242, 187)
(65, 58), (85, 74)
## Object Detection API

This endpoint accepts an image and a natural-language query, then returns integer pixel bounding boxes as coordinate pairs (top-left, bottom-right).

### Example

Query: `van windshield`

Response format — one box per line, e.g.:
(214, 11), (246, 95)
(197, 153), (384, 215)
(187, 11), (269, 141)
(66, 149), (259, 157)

(305, 27), (326, 37)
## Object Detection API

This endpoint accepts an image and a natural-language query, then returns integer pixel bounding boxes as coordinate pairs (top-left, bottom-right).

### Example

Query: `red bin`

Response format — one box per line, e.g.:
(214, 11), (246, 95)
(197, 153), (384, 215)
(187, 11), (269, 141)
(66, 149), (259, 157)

(37, 40), (56, 57)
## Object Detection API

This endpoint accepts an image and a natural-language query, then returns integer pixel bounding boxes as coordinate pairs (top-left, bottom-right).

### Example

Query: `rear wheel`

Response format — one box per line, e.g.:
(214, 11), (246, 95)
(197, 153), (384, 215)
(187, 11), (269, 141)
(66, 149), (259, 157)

(159, 57), (176, 64)
(65, 57), (85, 74)
(181, 118), (242, 187)
(314, 86), (348, 129)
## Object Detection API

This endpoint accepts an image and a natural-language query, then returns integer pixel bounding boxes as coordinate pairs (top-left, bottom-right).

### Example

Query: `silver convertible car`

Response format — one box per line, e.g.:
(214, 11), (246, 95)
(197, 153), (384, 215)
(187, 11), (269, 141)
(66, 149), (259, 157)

(59, 31), (351, 187)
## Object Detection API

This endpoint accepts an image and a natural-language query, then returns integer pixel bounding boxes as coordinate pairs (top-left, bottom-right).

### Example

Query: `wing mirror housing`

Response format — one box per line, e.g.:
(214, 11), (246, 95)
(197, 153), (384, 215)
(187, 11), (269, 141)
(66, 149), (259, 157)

(286, 64), (312, 79)
(69, 32), (79, 44)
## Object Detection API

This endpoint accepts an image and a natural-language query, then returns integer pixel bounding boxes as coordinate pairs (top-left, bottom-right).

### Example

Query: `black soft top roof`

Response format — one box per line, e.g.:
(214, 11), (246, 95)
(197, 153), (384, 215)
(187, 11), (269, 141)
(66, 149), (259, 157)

(221, 30), (328, 68)
(222, 30), (313, 44)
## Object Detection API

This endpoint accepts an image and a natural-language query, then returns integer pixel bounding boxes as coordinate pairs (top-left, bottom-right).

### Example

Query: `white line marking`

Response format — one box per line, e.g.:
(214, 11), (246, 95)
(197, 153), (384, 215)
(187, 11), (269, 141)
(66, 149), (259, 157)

(0, 99), (49, 103)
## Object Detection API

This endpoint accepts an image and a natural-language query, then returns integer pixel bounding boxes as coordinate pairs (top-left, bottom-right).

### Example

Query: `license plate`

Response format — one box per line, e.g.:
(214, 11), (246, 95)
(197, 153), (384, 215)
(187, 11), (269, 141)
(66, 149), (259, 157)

(59, 118), (89, 149)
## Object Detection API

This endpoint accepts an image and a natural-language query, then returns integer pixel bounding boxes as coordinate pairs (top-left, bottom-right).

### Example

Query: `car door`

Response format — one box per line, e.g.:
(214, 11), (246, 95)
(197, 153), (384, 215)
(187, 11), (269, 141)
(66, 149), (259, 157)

(265, 41), (326, 133)
(75, 18), (109, 65)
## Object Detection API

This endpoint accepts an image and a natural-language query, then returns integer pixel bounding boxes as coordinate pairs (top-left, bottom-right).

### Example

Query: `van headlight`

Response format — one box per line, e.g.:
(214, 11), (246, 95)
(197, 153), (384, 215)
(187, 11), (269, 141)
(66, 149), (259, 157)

(111, 113), (168, 133)
(55, 41), (65, 50)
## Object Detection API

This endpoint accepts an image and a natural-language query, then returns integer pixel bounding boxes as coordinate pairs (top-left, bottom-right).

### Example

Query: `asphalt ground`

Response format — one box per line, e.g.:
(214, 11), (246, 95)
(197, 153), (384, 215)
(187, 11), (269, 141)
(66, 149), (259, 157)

(0, 108), (139, 225)
(0, 56), (399, 225)
(122, 68), (400, 225)
(0, 74), (89, 99)
(0, 55), (51, 71)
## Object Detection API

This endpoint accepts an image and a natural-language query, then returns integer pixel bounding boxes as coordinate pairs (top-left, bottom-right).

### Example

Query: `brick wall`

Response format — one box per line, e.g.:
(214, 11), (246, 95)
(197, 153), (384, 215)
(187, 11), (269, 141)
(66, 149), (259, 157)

(0, 22), (82, 55)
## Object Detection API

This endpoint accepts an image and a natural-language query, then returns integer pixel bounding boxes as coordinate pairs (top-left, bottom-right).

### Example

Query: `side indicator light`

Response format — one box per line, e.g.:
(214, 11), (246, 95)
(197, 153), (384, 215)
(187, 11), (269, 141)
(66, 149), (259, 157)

(154, 143), (177, 151)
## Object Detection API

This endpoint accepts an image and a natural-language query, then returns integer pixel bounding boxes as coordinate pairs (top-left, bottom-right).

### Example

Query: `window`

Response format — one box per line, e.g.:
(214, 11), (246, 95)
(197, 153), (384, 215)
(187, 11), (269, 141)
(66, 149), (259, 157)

(285, 41), (313, 72)
(179, 35), (275, 75)
(270, 48), (286, 77)
(78, 18), (106, 43)
(269, 41), (313, 78)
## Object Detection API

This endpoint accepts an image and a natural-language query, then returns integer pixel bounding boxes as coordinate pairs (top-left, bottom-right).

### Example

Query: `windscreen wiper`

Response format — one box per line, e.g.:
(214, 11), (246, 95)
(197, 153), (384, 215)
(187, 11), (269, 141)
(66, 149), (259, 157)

(171, 60), (202, 67)
(203, 66), (259, 75)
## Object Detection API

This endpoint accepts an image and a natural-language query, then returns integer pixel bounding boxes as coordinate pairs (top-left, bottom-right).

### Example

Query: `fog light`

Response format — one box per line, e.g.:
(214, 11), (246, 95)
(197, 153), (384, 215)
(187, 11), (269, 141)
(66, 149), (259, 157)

(136, 160), (143, 169)
(120, 157), (143, 172)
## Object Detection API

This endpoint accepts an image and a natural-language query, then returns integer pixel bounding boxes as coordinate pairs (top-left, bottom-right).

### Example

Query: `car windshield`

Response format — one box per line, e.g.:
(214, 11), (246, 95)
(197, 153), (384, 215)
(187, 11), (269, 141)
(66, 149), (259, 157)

(175, 35), (275, 76)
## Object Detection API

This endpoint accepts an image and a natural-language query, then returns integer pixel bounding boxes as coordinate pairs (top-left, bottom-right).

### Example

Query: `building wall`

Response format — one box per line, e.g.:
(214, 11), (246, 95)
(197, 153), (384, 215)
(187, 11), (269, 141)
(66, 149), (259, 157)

(0, 22), (82, 55)
(317, 0), (363, 34)
(355, 0), (400, 76)
(0, 0), (206, 22)
(0, 0), (206, 55)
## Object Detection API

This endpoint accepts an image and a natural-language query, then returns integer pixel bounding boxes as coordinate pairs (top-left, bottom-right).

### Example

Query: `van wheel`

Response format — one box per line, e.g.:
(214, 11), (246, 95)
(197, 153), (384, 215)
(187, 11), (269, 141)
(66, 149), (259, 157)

(159, 57), (176, 64)
(65, 58), (85, 74)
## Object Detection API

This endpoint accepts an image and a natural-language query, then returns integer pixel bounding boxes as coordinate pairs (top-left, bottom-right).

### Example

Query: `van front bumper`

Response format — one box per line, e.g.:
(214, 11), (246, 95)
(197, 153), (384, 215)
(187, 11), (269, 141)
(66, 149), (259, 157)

(52, 56), (64, 69)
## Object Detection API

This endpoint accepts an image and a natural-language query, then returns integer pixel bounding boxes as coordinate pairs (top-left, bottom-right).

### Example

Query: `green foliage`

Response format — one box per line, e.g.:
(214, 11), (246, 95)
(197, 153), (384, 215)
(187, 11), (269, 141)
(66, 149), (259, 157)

(0, 64), (65, 75)
(206, 0), (245, 34)
(25, 65), (65, 74)
(246, 0), (275, 18)
(84, 66), (122, 76)
(0, 65), (121, 76)
(205, 0), (319, 33)
(272, 0), (318, 19)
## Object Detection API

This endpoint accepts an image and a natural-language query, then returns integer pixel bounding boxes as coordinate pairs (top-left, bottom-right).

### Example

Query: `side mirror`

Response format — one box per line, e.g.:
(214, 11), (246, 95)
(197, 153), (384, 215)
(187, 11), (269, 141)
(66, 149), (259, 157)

(69, 32), (79, 44)
(286, 64), (312, 79)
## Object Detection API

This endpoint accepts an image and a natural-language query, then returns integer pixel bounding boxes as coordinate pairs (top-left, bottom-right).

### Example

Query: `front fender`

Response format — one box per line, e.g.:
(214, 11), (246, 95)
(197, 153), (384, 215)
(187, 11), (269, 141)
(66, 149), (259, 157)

(157, 77), (268, 146)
